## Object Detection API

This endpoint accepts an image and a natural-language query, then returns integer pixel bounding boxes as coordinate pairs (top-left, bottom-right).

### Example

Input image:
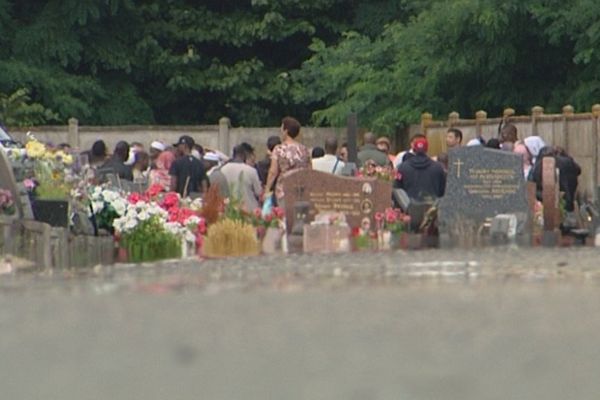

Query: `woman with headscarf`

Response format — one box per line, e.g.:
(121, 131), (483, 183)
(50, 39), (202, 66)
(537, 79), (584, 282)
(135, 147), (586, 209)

(149, 150), (176, 189)
(524, 136), (546, 166)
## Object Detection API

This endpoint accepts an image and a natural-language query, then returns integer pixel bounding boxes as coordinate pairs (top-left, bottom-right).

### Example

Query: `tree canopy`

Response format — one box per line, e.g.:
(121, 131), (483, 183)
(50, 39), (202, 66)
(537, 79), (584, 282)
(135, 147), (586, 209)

(1, 1), (599, 131)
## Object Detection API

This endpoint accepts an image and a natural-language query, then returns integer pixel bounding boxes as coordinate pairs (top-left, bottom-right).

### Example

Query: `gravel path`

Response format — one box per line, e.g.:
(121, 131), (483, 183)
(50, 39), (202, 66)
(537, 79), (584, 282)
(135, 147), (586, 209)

(1, 247), (600, 399)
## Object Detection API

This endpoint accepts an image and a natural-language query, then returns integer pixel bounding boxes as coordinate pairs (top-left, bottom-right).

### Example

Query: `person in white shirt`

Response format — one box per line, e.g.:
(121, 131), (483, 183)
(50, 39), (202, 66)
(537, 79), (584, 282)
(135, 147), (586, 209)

(312, 136), (345, 175)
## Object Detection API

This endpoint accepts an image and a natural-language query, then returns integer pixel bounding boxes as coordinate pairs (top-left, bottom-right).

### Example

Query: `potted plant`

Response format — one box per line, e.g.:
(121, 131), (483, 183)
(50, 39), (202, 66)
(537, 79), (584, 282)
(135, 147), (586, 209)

(25, 138), (74, 227)
(375, 208), (411, 250)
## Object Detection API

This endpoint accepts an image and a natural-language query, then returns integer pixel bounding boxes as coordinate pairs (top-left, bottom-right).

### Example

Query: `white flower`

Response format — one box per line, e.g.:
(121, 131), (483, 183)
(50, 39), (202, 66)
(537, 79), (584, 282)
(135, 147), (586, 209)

(137, 211), (149, 221)
(125, 217), (137, 230)
(184, 215), (201, 226)
(102, 189), (118, 203)
(92, 201), (105, 214)
(112, 199), (127, 216)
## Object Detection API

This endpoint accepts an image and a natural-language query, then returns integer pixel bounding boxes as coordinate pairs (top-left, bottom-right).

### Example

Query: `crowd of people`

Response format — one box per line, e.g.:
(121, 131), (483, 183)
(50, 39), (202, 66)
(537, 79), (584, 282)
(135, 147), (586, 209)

(72, 115), (581, 227)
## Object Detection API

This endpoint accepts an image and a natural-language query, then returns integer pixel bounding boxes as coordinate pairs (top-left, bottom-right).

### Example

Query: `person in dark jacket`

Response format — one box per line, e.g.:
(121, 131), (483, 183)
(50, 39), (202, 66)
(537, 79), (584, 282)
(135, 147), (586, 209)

(394, 137), (445, 201)
(529, 146), (581, 212)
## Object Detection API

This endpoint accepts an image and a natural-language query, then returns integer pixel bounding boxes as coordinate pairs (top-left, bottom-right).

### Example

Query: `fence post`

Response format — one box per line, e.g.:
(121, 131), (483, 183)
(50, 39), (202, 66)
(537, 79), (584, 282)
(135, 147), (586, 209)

(68, 117), (79, 149)
(562, 105), (574, 152)
(218, 117), (231, 155)
(531, 106), (544, 136)
(448, 111), (459, 126)
(503, 108), (515, 120)
(475, 110), (487, 137)
(421, 112), (433, 136)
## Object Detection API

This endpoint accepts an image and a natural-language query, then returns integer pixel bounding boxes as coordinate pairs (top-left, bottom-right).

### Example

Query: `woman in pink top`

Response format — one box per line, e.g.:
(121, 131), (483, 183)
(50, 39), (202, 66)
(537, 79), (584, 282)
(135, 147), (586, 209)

(149, 150), (176, 189)
(265, 116), (311, 203)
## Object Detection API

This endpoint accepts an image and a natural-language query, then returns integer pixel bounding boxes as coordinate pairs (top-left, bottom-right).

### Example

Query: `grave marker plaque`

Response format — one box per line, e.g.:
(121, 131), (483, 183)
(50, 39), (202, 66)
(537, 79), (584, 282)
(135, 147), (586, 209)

(439, 146), (529, 247)
(280, 169), (392, 232)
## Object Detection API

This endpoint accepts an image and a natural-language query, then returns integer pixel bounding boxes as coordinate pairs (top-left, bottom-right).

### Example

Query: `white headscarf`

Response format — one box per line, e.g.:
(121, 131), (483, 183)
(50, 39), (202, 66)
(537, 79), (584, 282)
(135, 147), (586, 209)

(524, 136), (546, 164)
(466, 138), (482, 147)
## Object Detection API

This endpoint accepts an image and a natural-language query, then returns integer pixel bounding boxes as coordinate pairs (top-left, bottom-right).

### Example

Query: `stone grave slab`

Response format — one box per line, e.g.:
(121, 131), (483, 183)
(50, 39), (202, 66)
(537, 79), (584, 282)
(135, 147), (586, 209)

(438, 146), (529, 247)
(280, 169), (392, 233)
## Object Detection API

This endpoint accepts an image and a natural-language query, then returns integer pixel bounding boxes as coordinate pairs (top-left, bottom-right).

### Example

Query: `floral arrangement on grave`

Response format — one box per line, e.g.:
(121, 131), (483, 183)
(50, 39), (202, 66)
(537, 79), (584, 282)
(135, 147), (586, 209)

(251, 206), (285, 238)
(374, 208), (411, 250)
(109, 183), (206, 261)
(113, 207), (181, 263)
(375, 208), (410, 234)
(351, 217), (377, 250)
(0, 188), (15, 216)
(25, 137), (75, 199)
(357, 160), (398, 181)
(88, 186), (128, 233)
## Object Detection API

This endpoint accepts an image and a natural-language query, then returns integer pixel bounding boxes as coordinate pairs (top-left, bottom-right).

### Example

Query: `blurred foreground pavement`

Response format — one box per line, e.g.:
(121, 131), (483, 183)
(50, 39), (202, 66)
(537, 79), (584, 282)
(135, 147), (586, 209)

(1, 247), (600, 400)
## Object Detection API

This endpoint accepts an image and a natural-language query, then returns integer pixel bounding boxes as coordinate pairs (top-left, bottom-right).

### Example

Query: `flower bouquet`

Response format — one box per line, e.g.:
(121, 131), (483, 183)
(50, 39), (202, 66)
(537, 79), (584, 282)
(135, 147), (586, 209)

(374, 208), (411, 250)
(113, 201), (181, 263)
(357, 160), (399, 181)
(24, 137), (75, 227)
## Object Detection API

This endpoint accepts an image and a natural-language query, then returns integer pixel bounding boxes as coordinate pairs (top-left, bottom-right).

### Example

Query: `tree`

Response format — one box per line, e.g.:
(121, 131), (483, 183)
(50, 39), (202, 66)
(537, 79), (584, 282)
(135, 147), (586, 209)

(293, 0), (591, 133)
(0, 88), (58, 127)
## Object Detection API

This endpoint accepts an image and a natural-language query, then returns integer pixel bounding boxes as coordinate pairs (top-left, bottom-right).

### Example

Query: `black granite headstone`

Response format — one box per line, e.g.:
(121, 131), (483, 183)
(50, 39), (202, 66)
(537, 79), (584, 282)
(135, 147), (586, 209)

(438, 146), (529, 247)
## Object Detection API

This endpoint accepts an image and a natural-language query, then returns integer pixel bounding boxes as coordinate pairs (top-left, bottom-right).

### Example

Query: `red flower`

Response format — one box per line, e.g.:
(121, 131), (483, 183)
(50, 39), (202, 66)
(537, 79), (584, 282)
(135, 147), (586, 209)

(264, 214), (273, 223)
(351, 227), (361, 237)
(197, 218), (207, 235)
(161, 192), (180, 211)
(146, 183), (165, 198)
(128, 192), (147, 204)
(253, 208), (262, 218)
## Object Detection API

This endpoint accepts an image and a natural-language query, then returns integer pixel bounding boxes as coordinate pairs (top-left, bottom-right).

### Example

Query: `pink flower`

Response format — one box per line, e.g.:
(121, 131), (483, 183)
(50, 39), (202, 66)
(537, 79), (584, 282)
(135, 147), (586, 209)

(385, 209), (396, 224)
(264, 214), (273, 223)
(272, 207), (284, 219)
(374, 212), (384, 222)
(24, 179), (36, 190)
(253, 208), (262, 218)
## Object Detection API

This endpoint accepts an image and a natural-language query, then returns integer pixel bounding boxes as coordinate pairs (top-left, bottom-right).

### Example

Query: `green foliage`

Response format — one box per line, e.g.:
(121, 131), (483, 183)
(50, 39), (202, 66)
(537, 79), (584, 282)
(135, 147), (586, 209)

(0, 88), (59, 127)
(294, 0), (600, 133)
(1, 0), (600, 130)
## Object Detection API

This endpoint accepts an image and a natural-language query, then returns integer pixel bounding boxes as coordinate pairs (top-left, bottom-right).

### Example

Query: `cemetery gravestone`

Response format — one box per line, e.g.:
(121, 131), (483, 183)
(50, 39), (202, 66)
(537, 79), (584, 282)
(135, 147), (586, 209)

(280, 169), (392, 234)
(438, 146), (529, 247)
(541, 157), (561, 247)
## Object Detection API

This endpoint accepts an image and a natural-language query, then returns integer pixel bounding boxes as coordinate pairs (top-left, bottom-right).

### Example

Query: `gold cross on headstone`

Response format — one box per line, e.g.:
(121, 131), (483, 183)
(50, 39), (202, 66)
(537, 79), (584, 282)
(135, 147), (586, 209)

(453, 159), (464, 178)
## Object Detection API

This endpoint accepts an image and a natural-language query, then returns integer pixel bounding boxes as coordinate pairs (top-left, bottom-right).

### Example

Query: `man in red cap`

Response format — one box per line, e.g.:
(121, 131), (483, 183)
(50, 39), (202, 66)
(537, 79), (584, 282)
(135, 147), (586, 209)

(394, 136), (446, 201)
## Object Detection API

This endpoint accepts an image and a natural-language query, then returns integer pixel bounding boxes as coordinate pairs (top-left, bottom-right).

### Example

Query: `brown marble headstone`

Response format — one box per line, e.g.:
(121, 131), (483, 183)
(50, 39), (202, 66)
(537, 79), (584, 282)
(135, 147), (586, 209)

(542, 157), (560, 231)
(280, 169), (392, 232)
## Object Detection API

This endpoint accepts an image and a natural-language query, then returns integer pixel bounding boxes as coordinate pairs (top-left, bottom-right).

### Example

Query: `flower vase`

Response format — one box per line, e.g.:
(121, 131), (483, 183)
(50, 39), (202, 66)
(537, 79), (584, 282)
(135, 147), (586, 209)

(262, 227), (283, 254)
(378, 230), (391, 251)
